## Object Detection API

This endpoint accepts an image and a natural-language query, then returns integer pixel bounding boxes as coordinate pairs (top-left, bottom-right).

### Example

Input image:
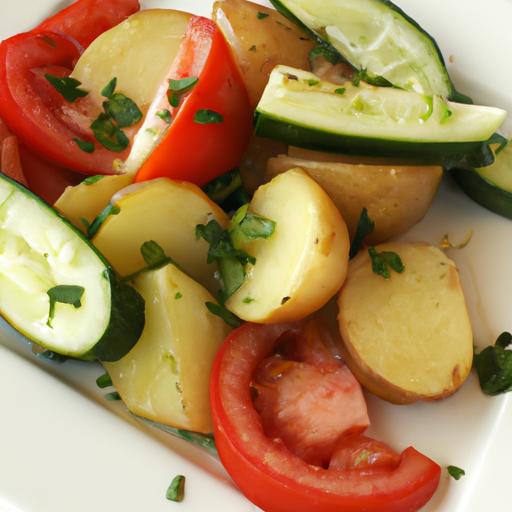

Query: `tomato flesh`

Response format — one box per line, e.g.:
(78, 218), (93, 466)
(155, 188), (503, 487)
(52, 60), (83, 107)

(211, 322), (441, 512)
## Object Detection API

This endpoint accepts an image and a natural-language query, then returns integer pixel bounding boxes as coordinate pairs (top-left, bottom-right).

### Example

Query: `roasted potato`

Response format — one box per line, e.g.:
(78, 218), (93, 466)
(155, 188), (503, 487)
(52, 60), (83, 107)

(267, 152), (442, 244)
(227, 168), (350, 323)
(338, 243), (473, 404)
(105, 264), (230, 433)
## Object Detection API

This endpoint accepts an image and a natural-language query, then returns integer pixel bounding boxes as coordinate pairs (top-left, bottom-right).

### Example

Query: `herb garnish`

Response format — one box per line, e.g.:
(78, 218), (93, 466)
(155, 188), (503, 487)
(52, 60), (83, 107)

(203, 169), (245, 205)
(73, 138), (95, 153)
(474, 332), (512, 395)
(123, 241), (176, 281)
(168, 77), (198, 107)
(257, 11), (269, 19)
(243, 297), (255, 304)
(96, 372), (113, 389)
(156, 109), (172, 124)
(368, 247), (404, 279)
(447, 465), (465, 480)
(205, 302), (242, 328)
(105, 391), (121, 401)
(335, 87), (346, 95)
(308, 45), (339, 68)
(103, 93), (142, 128)
(47, 285), (85, 327)
(91, 113), (130, 152)
(175, 292), (183, 300)
(194, 109), (224, 124)
(82, 175), (104, 186)
(87, 203), (120, 238)
(350, 208), (375, 258)
(45, 74), (88, 103)
(101, 78), (117, 98)
(249, 45), (257, 52)
(166, 475), (186, 503)
(306, 79), (320, 87)
(352, 69), (392, 88)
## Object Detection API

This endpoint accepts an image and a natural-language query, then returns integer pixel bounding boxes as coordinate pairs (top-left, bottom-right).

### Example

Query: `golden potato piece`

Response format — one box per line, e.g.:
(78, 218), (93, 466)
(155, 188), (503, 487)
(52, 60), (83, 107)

(213, 0), (314, 108)
(227, 168), (350, 323)
(105, 264), (230, 433)
(267, 154), (442, 244)
(338, 243), (473, 404)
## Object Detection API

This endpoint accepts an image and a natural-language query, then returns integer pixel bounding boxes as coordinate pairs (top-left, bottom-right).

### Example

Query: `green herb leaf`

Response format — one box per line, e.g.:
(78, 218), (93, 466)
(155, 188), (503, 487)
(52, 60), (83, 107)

(352, 69), (392, 88)
(306, 79), (320, 87)
(194, 109), (224, 124)
(45, 74), (88, 103)
(205, 302), (241, 328)
(166, 475), (186, 503)
(103, 93), (142, 128)
(368, 247), (405, 279)
(350, 208), (375, 258)
(47, 285), (85, 327)
(203, 169), (243, 204)
(474, 332), (512, 395)
(156, 109), (172, 124)
(87, 203), (120, 238)
(168, 76), (199, 107)
(219, 256), (247, 299)
(175, 292), (183, 300)
(90, 113), (130, 152)
(101, 77), (117, 99)
(230, 204), (276, 247)
(105, 391), (121, 401)
(73, 138), (95, 153)
(243, 297), (255, 304)
(257, 11), (269, 19)
(308, 45), (339, 68)
(334, 87), (346, 95)
(82, 175), (105, 185)
(96, 373), (113, 389)
(447, 466), (465, 480)
(123, 241), (176, 281)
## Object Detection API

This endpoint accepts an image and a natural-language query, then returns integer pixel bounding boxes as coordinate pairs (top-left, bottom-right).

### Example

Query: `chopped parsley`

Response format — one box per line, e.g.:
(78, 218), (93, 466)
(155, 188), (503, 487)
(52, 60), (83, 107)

(103, 92), (142, 128)
(47, 285), (85, 327)
(105, 391), (121, 401)
(156, 109), (172, 124)
(306, 79), (320, 87)
(203, 169), (244, 205)
(447, 465), (465, 480)
(96, 372), (113, 389)
(350, 208), (375, 259)
(335, 87), (346, 95)
(87, 203), (120, 238)
(45, 74), (88, 103)
(257, 11), (269, 19)
(205, 302), (241, 328)
(474, 332), (512, 395)
(308, 45), (339, 68)
(123, 241), (176, 281)
(194, 109), (224, 124)
(368, 247), (404, 279)
(168, 76), (198, 107)
(101, 77), (118, 98)
(73, 138), (95, 153)
(166, 475), (186, 503)
(230, 204), (276, 246)
(175, 292), (183, 300)
(243, 297), (255, 304)
(82, 175), (104, 185)
(91, 113), (130, 152)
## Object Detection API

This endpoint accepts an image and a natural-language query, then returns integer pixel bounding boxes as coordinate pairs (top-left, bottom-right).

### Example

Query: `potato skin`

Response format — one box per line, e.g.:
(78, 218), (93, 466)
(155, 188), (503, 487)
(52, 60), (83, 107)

(267, 153), (442, 244)
(337, 243), (473, 404)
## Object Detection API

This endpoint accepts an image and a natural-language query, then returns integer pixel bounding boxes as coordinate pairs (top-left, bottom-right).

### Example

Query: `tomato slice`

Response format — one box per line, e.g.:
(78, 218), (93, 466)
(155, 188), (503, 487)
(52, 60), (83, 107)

(134, 17), (253, 186)
(34, 0), (140, 50)
(0, 31), (126, 175)
(210, 322), (441, 512)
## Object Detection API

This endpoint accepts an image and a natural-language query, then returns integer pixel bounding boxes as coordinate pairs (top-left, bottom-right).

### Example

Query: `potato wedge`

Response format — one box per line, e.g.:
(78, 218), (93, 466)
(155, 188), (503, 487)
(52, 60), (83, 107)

(105, 264), (230, 433)
(54, 174), (133, 232)
(71, 10), (191, 111)
(92, 179), (228, 292)
(227, 168), (349, 323)
(267, 153), (442, 244)
(338, 243), (473, 404)
(213, 0), (314, 108)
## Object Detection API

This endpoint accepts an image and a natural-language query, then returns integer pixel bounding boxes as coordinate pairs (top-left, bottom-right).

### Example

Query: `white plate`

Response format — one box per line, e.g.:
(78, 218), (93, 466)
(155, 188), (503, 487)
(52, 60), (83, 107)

(1, 1), (511, 511)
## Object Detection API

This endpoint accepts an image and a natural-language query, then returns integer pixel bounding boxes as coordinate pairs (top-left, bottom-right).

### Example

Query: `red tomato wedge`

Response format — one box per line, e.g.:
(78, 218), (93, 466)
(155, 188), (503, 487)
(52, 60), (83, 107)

(34, 0), (140, 50)
(0, 31), (126, 175)
(134, 16), (253, 186)
(211, 322), (441, 512)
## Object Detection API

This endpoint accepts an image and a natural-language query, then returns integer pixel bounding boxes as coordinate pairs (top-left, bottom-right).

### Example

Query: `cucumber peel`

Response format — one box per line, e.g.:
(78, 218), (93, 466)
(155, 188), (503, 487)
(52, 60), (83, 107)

(0, 173), (145, 361)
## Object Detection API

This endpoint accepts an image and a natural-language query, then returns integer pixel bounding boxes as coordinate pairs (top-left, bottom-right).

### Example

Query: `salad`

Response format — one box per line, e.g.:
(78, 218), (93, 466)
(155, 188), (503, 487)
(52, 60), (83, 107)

(0, 0), (511, 511)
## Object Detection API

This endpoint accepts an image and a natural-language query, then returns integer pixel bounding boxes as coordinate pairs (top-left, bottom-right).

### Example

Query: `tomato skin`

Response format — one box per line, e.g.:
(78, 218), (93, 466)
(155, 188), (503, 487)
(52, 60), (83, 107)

(211, 323), (441, 512)
(34, 0), (140, 50)
(0, 31), (126, 175)
(134, 17), (253, 187)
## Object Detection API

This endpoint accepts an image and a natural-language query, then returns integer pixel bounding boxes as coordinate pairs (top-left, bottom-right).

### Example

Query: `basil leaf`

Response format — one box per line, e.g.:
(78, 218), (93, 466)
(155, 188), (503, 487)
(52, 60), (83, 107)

(335, 87), (346, 95)
(230, 204), (276, 246)
(447, 466), (465, 480)
(368, 247), (404, 279)
(47, 285), (85, 327)
(194, 109), (224, 124)
(101, 77), (117, 99)
(105, 391), (121, 401)
(45, 74), (88, 103)
(73, 138), (95, 153)
(175, 292), (183, 300)
(87, 203), (120, 238)
(103, 92), (142, 128)
(350, 208), (375, 258)
(156, 109), (172, 124)
(123, 241), (177, 282)
(203, 169), (243, 204)
(96, 372), (113, 389)
(474, 332), (512, 395)
(91, 113), (130, 152)
(309, 45), (339, 67)
(168, 76), (198, 107)
(82, 175), (104, 185)
(219, 256), (246, 299)
(205, 302), (241, 328)
(166, 475), (186, 503)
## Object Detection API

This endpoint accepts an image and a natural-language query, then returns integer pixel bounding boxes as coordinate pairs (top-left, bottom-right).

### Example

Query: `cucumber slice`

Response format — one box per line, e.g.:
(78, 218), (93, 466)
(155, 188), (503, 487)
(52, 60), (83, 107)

(255, 66), (506, 167)
(270, 0), (470, 102)
(452, 142), (512, 219)
(0, 173), (145, 361)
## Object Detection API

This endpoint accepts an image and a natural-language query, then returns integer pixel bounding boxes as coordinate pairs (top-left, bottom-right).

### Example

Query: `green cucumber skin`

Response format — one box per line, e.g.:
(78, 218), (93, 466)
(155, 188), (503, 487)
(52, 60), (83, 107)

(0, 173), (145, 362)
(255, 112), (496, 168)
(452, 168), (512, 219)
(270, 0), (472, 104)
